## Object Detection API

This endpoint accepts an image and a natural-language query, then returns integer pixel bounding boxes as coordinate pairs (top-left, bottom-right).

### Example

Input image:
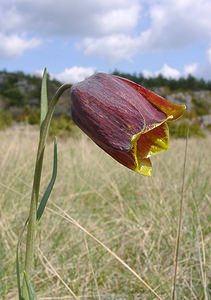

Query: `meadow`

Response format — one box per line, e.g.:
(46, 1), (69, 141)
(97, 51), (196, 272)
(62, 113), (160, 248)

(0, 127), (211, 299)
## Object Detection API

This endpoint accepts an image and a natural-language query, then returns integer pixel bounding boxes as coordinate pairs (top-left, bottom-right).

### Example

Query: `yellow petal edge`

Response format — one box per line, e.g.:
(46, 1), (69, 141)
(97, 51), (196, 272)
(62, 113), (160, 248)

(131, 122), (169, 176)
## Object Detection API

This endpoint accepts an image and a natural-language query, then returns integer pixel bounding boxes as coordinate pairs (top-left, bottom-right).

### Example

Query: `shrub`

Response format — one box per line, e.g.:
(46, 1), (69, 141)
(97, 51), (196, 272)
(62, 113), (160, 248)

(0, 110), (13, 130)
(3, 88), (25, 106)
(169, 121), (206, 138)
(192, 97), (211, 116)
(27, 109), (40, 125)
(14, 107), (40, 124)
(49, 116), (79, 138)
(206, 124), (211, 132)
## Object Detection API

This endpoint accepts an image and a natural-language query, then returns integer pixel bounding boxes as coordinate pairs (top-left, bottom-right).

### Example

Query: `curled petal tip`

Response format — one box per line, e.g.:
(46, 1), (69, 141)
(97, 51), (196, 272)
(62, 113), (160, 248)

(134, 158), (152, 176)
(165, 103), (186, 121)
(131, 123), (169, 176)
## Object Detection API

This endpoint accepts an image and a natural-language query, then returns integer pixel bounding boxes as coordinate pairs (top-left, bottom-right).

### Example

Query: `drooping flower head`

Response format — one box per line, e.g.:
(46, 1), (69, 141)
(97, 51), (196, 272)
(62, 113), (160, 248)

(70, 73), (186, 176)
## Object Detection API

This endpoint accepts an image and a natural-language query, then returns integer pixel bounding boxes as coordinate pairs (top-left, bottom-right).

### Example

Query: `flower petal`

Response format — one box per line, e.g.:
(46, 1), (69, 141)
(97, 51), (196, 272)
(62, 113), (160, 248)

(135, 157), (152, 176)
(131, 123), (169, 175)
(70, 73), (185, 176)
(71, 73), (167, 152)
(137, 122), (169, 157)
(71, 73), (146, 152)
(101, 146), (135, 170)
(98, 142), (152, 176)
(116, 76), (186, 120)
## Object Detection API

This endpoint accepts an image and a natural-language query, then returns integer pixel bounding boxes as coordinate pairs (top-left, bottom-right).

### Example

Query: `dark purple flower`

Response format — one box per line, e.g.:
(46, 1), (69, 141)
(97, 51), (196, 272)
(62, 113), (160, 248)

(70, 73), (185, 175)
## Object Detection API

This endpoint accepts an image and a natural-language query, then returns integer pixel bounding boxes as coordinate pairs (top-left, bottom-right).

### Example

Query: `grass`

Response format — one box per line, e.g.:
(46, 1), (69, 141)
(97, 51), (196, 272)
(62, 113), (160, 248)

(0, 126), (211, 299)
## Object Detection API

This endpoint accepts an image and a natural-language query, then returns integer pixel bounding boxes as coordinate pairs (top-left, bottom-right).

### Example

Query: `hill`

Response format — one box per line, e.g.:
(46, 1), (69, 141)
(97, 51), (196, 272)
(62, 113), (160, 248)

(0, 70), (211, 137)
(0, 70), (71, 117)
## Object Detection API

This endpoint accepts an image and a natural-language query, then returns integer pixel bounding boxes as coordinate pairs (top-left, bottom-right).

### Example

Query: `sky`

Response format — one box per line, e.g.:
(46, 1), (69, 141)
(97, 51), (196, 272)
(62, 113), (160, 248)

(0, 0), (211, 83)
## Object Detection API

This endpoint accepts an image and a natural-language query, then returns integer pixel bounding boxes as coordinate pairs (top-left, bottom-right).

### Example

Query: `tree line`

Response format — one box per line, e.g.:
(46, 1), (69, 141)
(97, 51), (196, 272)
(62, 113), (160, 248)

(112, 70), (211, 91)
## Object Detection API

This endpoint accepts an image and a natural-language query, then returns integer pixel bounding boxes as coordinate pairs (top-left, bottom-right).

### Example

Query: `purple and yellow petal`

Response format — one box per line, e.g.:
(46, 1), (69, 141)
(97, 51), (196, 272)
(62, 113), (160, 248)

(130, 123), (169, 176)
(136, 158), (152, 176)
(116, 76), (186, 120)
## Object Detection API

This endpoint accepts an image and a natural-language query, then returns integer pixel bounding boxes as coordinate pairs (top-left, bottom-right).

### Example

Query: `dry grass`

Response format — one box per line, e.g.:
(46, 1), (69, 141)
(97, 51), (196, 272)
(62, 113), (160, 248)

(0, 127), (211, 299)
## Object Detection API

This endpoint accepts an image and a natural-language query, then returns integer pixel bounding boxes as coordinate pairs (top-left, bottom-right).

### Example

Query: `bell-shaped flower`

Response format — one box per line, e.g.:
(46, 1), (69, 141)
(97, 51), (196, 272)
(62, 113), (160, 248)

(70, 73), (186, 176)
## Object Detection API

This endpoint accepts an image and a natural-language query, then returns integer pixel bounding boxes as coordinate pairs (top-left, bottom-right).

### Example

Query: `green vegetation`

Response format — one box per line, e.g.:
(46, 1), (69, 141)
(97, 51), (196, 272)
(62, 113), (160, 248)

(112, 70), (211, 91)
(27, 108), (40, 125)
(207, 124), (211, 131)
(0, 70), (61, 107)
(1, 69), (211, 137)
(3, 87), (24, 106)
(0, 129), (211, 299)
(192, 96), (211, 116)
(0, 110), (13, 130)
(169, 121), (206, 138)
(49, 116), (79, 138)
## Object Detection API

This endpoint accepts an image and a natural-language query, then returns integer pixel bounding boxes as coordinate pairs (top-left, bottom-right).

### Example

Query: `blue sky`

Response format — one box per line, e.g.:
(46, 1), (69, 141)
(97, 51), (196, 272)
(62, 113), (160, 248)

(0, 0), (211, 83)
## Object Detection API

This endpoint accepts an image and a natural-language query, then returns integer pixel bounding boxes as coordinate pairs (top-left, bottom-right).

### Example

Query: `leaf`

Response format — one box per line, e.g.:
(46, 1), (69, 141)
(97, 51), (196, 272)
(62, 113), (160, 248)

(37, 138), (58, 221)
(40, 68), (48, 126)
(23, 272), (36, 300)
(207, 285), (211, 300)
(16, 242), (22, 300)
(16, 219), (28, 300)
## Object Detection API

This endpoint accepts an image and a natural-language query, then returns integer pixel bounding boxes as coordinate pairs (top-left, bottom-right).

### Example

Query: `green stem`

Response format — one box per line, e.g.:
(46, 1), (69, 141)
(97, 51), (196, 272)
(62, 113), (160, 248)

(22, 84), (71, 299)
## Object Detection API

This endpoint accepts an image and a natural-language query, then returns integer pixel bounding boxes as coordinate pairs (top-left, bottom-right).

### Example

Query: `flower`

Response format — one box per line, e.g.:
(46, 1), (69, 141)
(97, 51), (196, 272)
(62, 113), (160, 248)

(70, 73), (186, 176)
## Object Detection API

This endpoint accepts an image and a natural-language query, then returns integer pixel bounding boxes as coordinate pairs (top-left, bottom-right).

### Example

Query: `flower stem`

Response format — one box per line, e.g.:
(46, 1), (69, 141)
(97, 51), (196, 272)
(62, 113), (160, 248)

(171, 129), (188, 300)
(22, 84), (71, 299)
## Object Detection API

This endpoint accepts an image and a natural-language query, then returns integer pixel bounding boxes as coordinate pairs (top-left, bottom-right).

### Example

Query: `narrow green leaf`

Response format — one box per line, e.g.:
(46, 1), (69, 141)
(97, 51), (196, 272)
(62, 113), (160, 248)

(23, 272), (36, 300)
(207, 285), (211, 300)
(40, 68), (48, 125)
(37, 138), (58, 221)
(16, 242), (22, 299)
(16, 219), (28, 300)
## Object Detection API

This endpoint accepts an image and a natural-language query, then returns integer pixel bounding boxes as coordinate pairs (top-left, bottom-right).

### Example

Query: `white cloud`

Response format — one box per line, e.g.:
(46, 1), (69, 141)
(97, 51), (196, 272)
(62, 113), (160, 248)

(194, 48), (211, 79)
(78, 0), (211, 61)
(0, 0), (140, 36)
(158, 64), (181, 79)
(96, 4), (140, 35)
(138, 0), (211, 51)
(143, 62), (205, 79)
(207, 48), (211, 64)
(142, 69), (153, 78)
(0, 0), (140, 60)
(0, 0), (211, 67)
(80, 34), (140, 61)
(184, 63), (198, 76)
(34, 69), (43, 78)
(0, 33), (40, 59)
(0, 5), (24, 34)
(143, 64), (181, 79)
(51, 66), (95, 84)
